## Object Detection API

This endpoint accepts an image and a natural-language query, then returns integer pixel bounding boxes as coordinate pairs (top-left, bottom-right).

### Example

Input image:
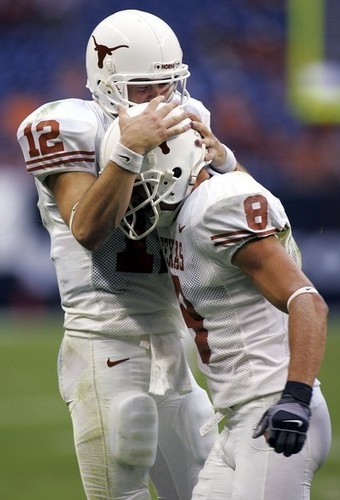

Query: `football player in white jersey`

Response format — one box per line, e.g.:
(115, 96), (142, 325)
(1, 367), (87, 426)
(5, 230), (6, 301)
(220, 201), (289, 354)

(102, 104), (332, 499)
(16, 9), (244, 500)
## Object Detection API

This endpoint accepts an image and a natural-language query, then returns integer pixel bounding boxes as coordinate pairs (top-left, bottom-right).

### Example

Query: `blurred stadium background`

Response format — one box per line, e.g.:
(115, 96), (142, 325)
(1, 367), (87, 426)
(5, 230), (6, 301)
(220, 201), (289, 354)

(0, 1), (339, 498)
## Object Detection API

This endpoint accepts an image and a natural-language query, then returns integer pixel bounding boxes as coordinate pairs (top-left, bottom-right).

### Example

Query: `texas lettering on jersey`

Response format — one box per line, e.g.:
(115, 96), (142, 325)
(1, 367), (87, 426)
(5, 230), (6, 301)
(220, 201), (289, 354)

(160, 237), (184, 271)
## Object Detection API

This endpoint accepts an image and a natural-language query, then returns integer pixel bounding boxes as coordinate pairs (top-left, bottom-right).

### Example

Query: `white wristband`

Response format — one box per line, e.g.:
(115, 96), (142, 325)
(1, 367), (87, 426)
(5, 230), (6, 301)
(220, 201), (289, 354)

(110, 142), (143, 174)
(212, 145), (237, 174)
(287, 286), (319, 311)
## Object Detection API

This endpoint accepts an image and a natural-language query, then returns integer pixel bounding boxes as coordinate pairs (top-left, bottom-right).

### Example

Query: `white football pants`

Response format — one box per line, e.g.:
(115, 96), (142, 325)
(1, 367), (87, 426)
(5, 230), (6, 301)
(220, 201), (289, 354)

(192, 386), (331, 500)
(58, 331), (216, 499)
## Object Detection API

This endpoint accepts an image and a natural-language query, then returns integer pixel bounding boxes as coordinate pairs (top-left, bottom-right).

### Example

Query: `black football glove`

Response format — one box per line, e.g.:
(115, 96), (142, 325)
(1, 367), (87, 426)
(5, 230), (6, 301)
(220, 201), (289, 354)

(252, 381), (312, 457)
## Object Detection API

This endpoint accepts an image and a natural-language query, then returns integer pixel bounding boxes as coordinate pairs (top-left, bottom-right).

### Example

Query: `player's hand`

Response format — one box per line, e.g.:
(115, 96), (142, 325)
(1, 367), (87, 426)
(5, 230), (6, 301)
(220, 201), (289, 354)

(118, 96), (191, 155)
(188, 112), (226, 167)
(252, 385), (312, 457)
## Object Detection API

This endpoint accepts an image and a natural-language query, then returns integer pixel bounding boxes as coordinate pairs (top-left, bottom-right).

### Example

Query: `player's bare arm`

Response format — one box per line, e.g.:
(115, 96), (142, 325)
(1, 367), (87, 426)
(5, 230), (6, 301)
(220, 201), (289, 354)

(47, 96), (191, 251)
(232, 235), (328, 386)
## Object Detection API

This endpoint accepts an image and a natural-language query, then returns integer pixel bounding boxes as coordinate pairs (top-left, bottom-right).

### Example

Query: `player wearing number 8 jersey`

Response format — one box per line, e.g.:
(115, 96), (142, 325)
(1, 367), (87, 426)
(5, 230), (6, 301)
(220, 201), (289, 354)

(156, 167), (332, 499)
(161, 172), (307, 409)
(14, 9), (247, 500)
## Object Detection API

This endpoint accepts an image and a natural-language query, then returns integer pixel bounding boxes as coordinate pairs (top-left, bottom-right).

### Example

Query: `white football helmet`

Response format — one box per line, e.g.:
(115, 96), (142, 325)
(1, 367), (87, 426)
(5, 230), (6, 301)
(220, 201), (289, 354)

(100, 103), (208, 240)
(86, 10), (190, 116)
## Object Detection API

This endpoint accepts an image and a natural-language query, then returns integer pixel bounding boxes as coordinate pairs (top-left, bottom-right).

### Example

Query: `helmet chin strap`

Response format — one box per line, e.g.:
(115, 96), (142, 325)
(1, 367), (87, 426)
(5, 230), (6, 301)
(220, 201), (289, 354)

(156, 203), (183, 228)
(185, 144), (210, 197)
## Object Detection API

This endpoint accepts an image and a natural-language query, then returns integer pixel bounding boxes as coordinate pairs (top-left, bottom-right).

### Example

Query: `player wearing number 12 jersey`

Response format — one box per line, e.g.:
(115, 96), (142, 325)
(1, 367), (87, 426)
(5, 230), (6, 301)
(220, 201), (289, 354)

(13, 9), (242, 500)
(18, 97), (217, 500)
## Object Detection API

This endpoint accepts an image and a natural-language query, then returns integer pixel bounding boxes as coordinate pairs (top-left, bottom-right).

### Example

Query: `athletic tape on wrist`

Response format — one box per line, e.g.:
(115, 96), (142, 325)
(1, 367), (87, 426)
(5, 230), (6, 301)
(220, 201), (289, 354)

(287, 286), (319, 311)
(283, 381), (313, 405)
(212, 145), (237, 173)
(110, 142), (143, 174)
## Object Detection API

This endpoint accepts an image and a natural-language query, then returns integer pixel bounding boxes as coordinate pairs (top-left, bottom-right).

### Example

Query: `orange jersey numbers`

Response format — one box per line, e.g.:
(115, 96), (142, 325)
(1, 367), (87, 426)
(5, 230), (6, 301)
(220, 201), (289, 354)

(244, 194), (268, 230)
(23, 120), (64, 158)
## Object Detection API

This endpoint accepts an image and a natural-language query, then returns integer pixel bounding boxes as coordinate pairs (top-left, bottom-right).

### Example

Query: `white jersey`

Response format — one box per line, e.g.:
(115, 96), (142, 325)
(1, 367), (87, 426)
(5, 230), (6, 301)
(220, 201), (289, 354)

(159, 171), (302, 411)
(17, 96), (210, 337)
